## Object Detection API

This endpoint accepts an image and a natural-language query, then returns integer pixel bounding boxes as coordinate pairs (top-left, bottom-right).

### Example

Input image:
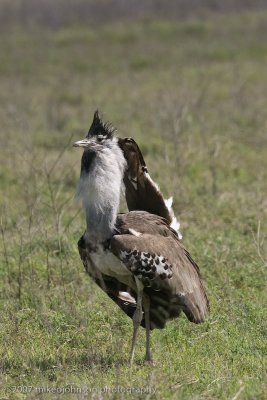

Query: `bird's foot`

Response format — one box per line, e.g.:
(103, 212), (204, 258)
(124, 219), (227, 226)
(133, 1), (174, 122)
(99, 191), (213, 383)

(144, 358), (155, 366)
(144, 353), (155, 366)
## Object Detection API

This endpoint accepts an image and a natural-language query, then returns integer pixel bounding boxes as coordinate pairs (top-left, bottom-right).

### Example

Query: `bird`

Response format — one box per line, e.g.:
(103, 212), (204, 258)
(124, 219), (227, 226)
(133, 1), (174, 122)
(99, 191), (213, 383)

(74, 111), (209, 365)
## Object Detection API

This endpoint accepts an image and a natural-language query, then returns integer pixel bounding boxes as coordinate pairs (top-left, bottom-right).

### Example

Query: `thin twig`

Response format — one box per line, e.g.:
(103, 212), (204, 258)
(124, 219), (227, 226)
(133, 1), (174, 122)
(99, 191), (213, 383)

(231, 383), (245, 400)
(251, 220), (266, 268)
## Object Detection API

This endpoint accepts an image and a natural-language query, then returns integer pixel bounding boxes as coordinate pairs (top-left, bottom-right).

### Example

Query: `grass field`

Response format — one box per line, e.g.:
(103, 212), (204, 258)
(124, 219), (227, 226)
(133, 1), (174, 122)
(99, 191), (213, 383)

(0, 9), (266, 400)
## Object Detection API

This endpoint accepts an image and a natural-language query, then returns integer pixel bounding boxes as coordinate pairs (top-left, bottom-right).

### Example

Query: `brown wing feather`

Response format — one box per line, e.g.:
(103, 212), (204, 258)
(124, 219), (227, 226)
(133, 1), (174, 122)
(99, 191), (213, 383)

(116, 211), (176, 237)
(118, 138), (173, 224)
(112, 211), (209, 327)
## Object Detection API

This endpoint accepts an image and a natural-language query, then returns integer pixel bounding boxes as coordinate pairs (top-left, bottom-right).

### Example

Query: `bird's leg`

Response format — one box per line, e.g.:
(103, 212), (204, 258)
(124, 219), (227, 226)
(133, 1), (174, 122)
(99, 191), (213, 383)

(129, 278), (143, 366)
(143, 295), (153, 364)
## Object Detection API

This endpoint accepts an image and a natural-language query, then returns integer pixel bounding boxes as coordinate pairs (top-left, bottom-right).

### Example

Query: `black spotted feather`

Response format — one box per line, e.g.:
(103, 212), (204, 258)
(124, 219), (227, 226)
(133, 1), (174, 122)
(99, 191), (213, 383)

(110, 211), (209, 329)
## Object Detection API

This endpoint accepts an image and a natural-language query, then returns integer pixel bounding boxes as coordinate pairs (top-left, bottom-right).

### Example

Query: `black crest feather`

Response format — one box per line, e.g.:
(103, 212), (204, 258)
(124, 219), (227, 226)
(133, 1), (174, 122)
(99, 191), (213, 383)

(87, 110), (116, 139)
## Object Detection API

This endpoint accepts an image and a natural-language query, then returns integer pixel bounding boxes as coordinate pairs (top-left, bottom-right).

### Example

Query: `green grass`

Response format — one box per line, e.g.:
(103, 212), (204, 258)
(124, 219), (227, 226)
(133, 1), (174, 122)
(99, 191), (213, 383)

(0, 10), (266, 399)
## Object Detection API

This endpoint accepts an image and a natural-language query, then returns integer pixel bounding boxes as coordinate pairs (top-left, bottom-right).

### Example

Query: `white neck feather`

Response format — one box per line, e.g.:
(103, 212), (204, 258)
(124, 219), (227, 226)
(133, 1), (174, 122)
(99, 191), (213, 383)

(76, 140), (126, 245)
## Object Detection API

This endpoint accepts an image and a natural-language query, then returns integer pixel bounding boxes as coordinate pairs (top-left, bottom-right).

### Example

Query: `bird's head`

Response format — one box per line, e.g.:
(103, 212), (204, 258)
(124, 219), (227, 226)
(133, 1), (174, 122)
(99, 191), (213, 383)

(73, 110), (116, 152)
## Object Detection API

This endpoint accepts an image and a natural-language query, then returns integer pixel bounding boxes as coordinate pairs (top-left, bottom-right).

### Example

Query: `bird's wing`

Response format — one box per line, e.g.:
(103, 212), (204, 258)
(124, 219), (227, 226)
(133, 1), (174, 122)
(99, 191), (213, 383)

(111, 211), (208, 328)
(78, 236), (146, 327)
(118, 137), (181, 236)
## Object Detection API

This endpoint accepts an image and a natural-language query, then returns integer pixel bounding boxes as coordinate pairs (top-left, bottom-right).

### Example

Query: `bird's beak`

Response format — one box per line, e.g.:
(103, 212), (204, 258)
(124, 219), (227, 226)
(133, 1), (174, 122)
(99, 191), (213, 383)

(73, 139), (91, 148)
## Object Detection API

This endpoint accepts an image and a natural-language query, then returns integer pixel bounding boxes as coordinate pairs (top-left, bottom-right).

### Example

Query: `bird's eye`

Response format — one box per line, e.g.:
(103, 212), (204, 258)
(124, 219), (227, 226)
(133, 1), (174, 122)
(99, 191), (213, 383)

(97, 137), (104, 143)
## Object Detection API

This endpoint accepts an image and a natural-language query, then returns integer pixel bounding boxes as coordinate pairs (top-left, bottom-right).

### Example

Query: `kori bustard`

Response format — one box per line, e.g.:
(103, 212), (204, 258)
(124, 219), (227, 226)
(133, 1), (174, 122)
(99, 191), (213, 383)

(74, 111), (208, 365)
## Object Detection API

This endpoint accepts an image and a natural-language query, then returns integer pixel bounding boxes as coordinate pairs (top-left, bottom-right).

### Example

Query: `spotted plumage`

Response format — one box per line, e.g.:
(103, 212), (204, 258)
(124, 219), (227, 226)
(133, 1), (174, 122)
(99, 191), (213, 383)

(119, 248), (173, 287)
